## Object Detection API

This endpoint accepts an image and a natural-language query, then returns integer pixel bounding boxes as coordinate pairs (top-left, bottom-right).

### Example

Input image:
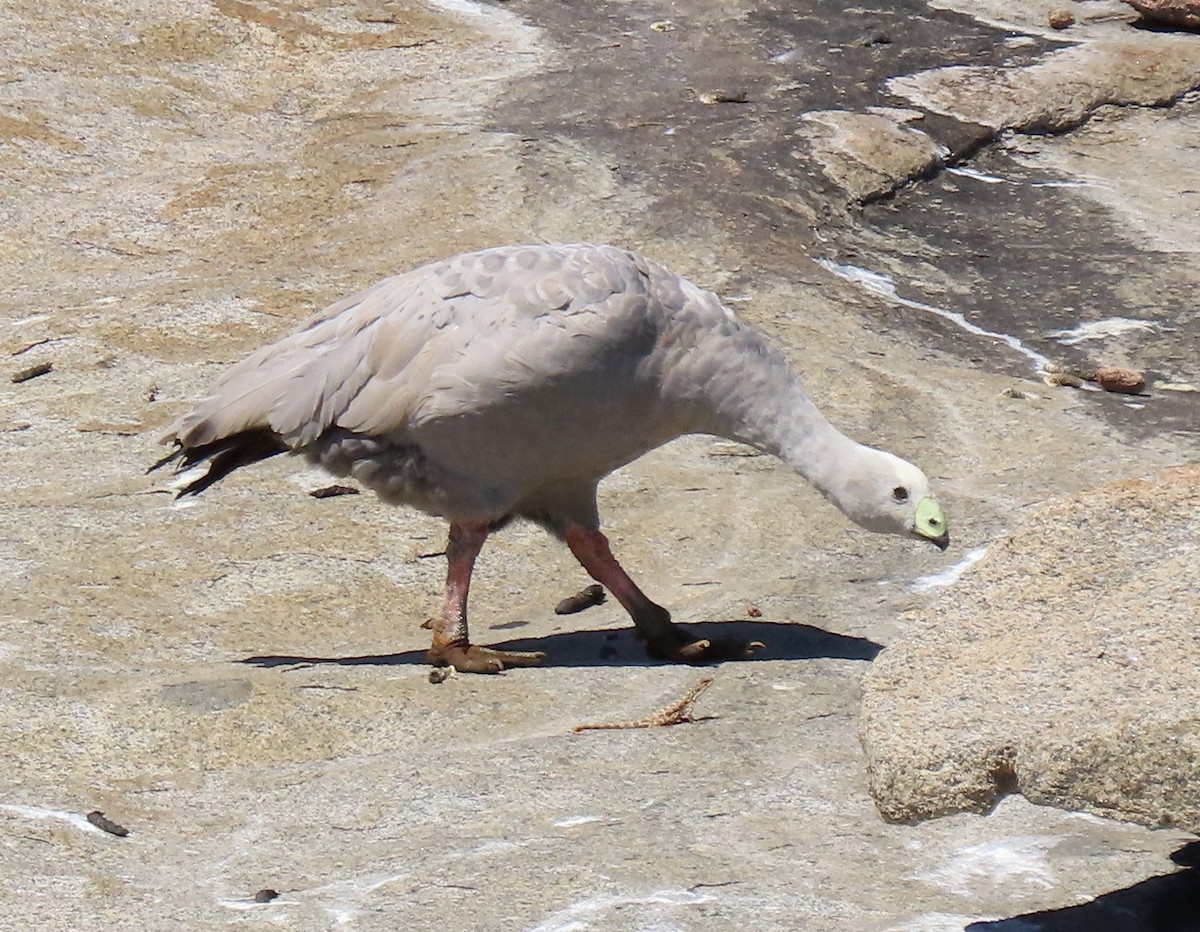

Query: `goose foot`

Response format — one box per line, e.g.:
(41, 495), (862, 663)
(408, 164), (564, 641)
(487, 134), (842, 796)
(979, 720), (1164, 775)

(428, 640), (546, 674)
(641, 626), (765, 664)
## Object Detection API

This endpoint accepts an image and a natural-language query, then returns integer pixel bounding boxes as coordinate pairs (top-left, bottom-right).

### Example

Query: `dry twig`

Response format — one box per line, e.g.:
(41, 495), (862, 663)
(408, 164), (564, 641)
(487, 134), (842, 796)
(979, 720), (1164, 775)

(554, 584), (606, 615)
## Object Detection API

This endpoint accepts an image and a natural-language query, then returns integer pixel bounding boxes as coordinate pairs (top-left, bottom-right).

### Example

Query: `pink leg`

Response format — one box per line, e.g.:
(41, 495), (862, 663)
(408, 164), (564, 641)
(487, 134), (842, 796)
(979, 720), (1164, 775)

(565, 525), (764, 662)
(427, 523), (545, 673)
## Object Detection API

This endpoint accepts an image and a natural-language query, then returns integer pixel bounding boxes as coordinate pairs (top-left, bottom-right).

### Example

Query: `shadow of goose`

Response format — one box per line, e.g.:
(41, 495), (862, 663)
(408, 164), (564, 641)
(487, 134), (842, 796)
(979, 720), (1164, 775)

(239, 620), (881, 670)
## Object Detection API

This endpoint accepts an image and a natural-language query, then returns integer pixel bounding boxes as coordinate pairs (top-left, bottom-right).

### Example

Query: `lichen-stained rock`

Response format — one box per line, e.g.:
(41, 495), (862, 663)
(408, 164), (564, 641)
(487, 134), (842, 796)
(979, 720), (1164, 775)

(860, 465), (1200, 833)
(1125, 0), (1200, 30)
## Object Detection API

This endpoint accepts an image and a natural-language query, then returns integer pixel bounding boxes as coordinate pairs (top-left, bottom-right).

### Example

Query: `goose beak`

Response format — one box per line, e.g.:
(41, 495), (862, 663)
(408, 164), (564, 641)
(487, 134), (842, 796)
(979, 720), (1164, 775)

(913, 497), (949, 551)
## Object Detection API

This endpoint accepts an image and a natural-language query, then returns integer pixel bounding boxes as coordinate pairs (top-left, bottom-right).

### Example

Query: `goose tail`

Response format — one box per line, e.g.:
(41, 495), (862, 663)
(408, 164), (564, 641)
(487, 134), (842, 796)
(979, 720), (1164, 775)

(148, 429), (286, 497)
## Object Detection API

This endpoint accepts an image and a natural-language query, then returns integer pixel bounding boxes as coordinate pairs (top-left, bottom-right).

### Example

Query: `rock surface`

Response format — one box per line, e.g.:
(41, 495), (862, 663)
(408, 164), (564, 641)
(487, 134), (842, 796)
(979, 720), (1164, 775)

(862, 466), (1200, 833)
(3, 0), (1200, 928)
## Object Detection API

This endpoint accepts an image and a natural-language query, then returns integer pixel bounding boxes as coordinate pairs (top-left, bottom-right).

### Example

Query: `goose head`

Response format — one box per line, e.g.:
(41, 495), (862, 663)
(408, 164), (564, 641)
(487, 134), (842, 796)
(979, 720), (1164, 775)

(824, 448), (949, 550)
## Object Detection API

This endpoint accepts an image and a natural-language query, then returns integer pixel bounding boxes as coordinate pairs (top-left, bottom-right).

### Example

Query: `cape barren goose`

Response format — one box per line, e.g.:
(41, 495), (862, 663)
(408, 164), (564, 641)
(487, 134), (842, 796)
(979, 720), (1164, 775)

(154, 244), (949, 673)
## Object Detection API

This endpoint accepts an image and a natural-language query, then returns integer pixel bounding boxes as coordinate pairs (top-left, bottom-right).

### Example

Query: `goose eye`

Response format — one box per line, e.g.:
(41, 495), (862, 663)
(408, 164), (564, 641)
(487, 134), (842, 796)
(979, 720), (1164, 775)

(892, 486), (909, 502)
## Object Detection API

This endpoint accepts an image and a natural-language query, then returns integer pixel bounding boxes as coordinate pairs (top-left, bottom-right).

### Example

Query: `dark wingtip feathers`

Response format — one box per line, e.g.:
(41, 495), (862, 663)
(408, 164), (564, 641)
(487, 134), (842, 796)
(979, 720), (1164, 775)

(147, 429), (287, 497)
(147, 443), (185, 476)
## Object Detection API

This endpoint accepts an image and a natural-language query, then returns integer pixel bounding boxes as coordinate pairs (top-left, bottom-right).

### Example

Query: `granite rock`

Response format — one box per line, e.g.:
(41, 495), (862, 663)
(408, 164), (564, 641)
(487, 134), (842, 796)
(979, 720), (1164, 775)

(862, 466), (1200, 834)
(1126, 0), (1200, 30)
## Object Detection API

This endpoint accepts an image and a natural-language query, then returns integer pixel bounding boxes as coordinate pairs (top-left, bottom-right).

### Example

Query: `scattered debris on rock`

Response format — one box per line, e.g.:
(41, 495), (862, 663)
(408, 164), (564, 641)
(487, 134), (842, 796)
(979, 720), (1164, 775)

(11, 362), (52, 384)
(309, 484), (361, 499)
(86, 811), (129, 837)
(554, 584), (606, 615)
(1040, 362), (1147, 394)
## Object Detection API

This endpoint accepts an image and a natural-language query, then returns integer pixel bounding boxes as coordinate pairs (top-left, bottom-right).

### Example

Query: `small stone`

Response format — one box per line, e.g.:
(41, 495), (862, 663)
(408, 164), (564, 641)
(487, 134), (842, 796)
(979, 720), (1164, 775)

(253, 889), (279, 903)
(649, 20), (674, 32)
(999, 386), (1036, 399)
(747, 605), (763, 618)
(1048, 10), (1075, 29)
(1094, 366), (1146, 394)
(429, 667), (455, 684)
(1154, 380), (1200, 393)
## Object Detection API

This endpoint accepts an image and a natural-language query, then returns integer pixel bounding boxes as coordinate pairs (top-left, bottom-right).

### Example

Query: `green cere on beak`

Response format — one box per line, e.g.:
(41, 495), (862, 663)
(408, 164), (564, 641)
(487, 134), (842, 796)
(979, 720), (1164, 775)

(914, 497), (950, 551)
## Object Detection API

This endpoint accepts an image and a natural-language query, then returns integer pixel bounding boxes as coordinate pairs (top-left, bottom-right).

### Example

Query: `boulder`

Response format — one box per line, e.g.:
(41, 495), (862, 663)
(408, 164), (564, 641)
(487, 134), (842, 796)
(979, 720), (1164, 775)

(861, 466), (1200, 834)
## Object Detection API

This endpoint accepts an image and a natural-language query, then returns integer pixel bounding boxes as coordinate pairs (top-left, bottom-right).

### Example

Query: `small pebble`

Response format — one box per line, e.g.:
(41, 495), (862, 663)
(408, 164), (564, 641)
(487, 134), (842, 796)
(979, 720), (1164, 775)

(253, 889), (279, 903)
(1094, 366), (1146, 394)
(1048, 9), (1075, 29)
(429, 667), (456, 684)
(747, 605), (763, 618)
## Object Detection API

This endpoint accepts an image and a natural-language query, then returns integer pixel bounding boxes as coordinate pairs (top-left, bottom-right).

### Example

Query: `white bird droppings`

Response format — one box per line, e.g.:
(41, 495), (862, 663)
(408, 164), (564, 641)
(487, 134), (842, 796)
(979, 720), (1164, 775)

(529, 889), (715, 932)
(818, 261), (1052, 374)
(910, 546), (988, 593)
(554, 815), (603, 828)
(918, 836), (1059, 897)
(1045, 318), (1158, 345)
(0, 803), (105, 834)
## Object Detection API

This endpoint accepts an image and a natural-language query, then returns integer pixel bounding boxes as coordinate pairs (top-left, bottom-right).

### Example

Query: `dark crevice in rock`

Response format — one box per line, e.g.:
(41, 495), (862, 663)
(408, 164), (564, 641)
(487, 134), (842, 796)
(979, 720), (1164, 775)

(990, 752), (1020, 799)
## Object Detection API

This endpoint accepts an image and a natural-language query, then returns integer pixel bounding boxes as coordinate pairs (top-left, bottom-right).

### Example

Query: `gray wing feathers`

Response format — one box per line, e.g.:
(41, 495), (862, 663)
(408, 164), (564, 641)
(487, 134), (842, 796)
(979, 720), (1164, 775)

(164, 245), (670, 453)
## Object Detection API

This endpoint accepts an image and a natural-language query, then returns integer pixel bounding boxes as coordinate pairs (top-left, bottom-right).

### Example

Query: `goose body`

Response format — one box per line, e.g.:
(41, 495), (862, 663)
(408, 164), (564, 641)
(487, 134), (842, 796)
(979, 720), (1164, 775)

(157, 244), (948, 671)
